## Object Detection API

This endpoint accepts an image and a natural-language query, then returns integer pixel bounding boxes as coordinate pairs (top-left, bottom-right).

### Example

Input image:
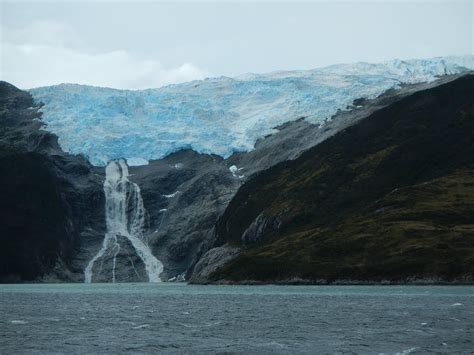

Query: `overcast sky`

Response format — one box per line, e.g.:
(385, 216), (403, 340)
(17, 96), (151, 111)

(1, 0), (472, 89)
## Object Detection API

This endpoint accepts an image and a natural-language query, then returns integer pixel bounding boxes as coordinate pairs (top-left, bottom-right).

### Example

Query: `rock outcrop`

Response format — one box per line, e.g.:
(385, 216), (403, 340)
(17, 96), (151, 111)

(189, 245), (240, 284)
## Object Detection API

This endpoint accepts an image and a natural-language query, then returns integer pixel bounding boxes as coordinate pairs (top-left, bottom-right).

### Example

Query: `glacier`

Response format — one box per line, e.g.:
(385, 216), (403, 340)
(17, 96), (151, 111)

(29, 56), (474, 166)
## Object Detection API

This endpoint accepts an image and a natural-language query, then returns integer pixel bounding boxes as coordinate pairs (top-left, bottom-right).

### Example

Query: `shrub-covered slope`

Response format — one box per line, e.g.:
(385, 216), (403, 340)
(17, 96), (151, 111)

(207, 74), (474, 283)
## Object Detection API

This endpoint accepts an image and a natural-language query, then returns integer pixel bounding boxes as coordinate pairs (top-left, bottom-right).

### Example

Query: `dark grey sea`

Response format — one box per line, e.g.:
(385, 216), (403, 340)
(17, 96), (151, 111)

(0, 284), (472, 353)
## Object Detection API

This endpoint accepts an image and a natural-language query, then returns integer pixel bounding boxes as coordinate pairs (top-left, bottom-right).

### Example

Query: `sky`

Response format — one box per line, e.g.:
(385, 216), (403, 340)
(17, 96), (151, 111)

(0, 0), (472, 90)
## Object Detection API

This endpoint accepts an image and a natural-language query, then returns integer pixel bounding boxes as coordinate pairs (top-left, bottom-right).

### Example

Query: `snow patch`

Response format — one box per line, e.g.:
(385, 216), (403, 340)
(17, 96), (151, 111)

(163, 191), (179, 198)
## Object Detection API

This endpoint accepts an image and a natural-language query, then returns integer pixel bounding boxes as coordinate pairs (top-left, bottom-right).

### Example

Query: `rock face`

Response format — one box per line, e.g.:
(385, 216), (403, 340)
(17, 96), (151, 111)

(195, 74), (474, 284)
(241, 213), (282, 244)
(189, 246), (240, 284)
(127, 151), (239, 281)
(0, 82), (104, 282)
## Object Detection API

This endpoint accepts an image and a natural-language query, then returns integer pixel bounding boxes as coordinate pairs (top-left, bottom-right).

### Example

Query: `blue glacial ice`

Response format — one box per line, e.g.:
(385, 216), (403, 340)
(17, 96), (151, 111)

(29, 56), (474, 166)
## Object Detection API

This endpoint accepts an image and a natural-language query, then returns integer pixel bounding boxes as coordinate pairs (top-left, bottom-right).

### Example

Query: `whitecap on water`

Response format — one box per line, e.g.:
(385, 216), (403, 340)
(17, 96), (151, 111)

(451, 303), (463, 307)
(181, 321), (222, 328)
(260, 341), (286, 349)
(11, 320), (28, 325)
(395, 347), (418, 355)
(132, 324), (150, 329)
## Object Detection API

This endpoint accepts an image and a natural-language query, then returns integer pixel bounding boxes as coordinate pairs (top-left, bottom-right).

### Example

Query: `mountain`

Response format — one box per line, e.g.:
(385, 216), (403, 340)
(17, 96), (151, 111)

(67, 73), (474, 282)
(2, 57), (473, 283)
(191, 74), (474, 284)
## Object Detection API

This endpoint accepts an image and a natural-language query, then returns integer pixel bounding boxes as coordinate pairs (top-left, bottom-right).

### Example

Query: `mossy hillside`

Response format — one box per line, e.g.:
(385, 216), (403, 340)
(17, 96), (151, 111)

(211, 74), (474, 283)
(213, 171), (474, 282)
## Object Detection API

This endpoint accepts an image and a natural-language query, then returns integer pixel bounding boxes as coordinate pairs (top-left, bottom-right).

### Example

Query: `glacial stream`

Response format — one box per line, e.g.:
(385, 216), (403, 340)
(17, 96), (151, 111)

(84, 160), (163, 283)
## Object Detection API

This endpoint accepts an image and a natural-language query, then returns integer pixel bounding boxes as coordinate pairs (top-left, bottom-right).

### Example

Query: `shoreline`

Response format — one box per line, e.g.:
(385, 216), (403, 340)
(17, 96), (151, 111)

(189, 278), (474, 286)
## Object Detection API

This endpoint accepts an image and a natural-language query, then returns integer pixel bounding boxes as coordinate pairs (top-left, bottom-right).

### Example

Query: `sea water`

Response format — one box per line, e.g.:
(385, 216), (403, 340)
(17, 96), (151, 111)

(0, 284), (472, 353)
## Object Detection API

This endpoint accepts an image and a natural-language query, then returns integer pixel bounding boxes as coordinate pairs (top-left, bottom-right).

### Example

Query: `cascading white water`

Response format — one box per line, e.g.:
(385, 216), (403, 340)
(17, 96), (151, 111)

(84, 159), (163, 283)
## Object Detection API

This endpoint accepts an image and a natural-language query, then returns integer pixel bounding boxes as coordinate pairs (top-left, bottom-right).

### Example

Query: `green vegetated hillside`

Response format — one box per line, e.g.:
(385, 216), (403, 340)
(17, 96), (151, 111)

(211, 74), (474, 283)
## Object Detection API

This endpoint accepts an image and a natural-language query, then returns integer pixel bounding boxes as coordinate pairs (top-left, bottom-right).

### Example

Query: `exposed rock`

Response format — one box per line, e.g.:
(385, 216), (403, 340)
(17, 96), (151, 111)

(127, 150), (238, 280)
(241, 213), (282, 244)
(188, 245), (240, 284)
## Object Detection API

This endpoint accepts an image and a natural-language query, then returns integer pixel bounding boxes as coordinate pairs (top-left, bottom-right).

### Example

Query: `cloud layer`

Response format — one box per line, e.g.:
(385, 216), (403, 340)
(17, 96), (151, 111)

(0, 21), (209, 90)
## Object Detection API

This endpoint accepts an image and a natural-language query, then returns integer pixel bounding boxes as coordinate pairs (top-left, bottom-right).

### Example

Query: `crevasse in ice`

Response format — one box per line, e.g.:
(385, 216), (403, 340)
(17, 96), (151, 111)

(30, 56), (474, 166)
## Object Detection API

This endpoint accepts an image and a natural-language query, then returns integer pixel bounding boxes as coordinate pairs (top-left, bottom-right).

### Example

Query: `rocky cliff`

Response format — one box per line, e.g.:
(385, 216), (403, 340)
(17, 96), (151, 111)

(0, 82), (104, 282)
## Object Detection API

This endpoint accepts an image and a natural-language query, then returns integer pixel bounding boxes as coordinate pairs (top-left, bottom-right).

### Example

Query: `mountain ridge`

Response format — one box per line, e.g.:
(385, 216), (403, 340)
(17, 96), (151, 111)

(191, 74), (474, 284)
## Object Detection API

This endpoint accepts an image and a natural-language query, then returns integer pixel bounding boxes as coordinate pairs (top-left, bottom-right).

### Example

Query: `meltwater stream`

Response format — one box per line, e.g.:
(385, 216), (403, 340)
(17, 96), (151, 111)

(84, 160), (163, 283)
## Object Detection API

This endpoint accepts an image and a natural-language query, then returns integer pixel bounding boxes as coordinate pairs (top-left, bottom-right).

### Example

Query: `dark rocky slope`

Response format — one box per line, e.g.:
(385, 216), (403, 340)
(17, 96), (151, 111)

(0, 82), (104, 282)
(191, 74), (474, 284)
(132, 76), (462, 281)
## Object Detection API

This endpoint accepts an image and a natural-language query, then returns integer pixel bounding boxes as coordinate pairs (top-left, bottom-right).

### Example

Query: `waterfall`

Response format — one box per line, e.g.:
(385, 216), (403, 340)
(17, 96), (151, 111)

(84, 159), (163, 283)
